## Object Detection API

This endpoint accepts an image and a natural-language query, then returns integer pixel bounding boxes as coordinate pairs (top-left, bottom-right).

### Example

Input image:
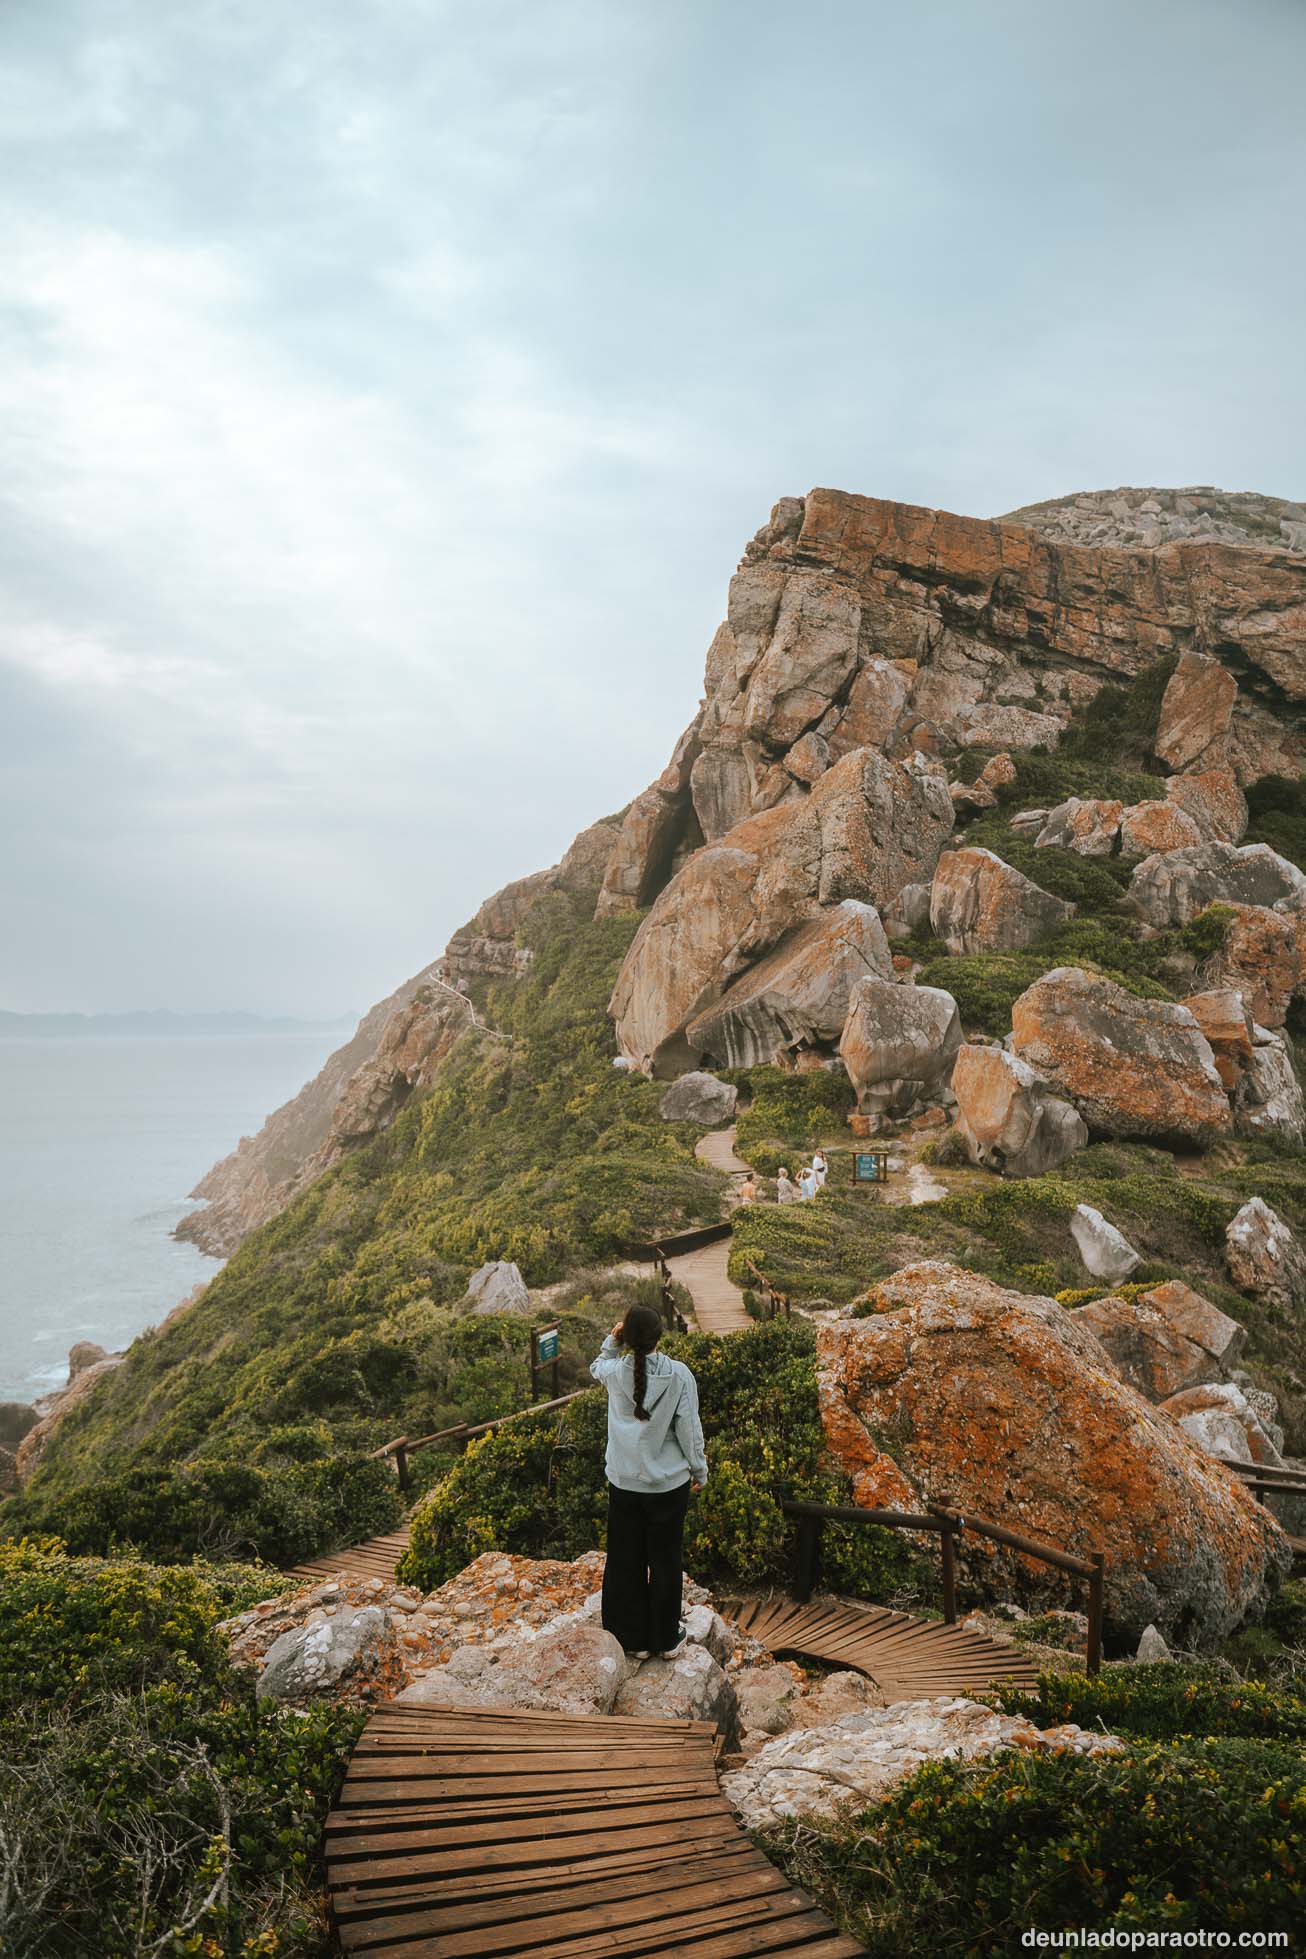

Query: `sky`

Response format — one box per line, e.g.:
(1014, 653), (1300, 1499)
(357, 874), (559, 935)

(2, 0), (1304, 1019)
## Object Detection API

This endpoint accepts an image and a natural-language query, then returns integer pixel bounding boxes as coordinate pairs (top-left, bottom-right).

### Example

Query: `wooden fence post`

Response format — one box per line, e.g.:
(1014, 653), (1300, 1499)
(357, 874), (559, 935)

(794, 1513), (821, 1603)
(1086, 1550), (1105, 1675)
(940, 1519), (958, 1625)
(393, 1444), (410, 1496)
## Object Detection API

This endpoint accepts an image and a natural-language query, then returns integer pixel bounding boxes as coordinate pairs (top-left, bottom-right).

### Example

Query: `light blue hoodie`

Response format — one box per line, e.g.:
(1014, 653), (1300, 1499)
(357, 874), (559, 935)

(590, 1335), (709, 1494)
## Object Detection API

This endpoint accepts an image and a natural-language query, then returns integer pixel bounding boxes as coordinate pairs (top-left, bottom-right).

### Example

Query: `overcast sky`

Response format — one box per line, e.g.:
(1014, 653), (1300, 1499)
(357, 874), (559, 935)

(2, 0), (1303, 1017)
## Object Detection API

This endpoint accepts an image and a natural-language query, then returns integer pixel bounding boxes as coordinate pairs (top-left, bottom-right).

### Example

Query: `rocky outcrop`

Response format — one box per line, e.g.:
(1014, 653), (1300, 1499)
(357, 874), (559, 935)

(1128, 841), (1306, 928)
(659, 1071), (739, 1125)
(951, 1044), (1087, 1177)
(839, 979), (962, 1119)
(685, 902), (893, 1068)
(464, 1260), (531, 1316)
(1009, 967), (1231, 1144)
(1068, 1290), (1233, 1402)
(1154, 651), (1238, 773)
(1069, 1205), (1141, 1283)
(1226, 1198), (1306, 1309)
(929, 847), (1074, 954)
(15, 1353), (124, 1481)
(1035, 799), (1124, 856)
(1116, 801), (1204, 860)
(817, 1262), (1290, 1645)
(721, 1698), (1121, 1830)
(67, 1341), (110, 1382)
(608, 747), (952, 1074)
(1197, 904), (1304, 1029)
(1164, 770), (1248, 845)
(1002, 485), (1306, 556)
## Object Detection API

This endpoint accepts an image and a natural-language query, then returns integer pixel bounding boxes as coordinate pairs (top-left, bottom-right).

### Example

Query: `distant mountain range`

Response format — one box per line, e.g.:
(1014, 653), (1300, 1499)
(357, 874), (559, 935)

(0, 1009), (358, 1039)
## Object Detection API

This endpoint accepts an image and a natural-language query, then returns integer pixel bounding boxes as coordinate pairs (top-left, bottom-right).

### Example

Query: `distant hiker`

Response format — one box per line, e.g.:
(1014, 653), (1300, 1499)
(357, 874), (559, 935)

(799, 1165), (819, 1200)
(812, 1150), (829, 1188)
(591, 1305), (708, 1658)
(776, 1168), (798, 1204)
(738, 1173), (758, 1204)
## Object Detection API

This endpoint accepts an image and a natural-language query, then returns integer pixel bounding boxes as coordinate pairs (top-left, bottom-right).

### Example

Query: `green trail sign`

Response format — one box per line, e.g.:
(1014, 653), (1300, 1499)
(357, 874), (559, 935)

(536, 1327), (560, 1364)
(853, 1151), (888, 1185)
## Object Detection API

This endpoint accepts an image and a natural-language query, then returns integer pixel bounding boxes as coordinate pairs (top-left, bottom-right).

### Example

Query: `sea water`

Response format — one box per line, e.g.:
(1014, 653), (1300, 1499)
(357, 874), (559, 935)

(0, 1032), (342, 1405)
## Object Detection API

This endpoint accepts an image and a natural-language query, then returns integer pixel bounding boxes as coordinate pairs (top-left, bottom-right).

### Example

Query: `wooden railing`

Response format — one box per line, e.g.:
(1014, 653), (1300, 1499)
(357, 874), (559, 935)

(742, 1256), (792, 1321)
(782, 1497), (1105, 1674)
(624, 1224), (732, 1335)
(1226, 1458), (1306, 1506)
(371, 1389), (589, 1495)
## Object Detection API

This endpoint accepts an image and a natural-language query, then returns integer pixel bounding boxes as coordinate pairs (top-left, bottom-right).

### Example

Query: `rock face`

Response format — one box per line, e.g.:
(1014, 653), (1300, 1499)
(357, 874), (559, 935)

(685, 902), (893, 1068)
(1003, 485), (1306, 556)
(1165, 770), (1248, 845)
(1117, 801), (1204, 860)
(659, 1071), (739, 1125)
(951, 1044), (1087, 1177)
(1129, 842), (1306, 928)
(929, 848), (1074, 955)
(1068, 1288), (1236, 1402)
(1010, 967), (1231, 1144)
(839, 980), (962, 1118)
(1069, 1205), (1141, 1284)
(1198, 904), (1304, 1029)
(1226, 1198), (1306, 1308)
(464, 1261), (532, 1316)
(608, 746), (952, 1074)
(1154, 651), (1238, 773)
(817, 1262), (1290, 1645)
(256, 1605), (395, 1702)
(721, 1697), (1122, 1829)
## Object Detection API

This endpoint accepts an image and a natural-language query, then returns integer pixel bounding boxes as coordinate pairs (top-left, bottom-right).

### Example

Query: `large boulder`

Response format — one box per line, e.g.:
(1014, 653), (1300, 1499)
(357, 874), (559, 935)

(1135, 1280), (1246, 1374)
(398, 1612), (630, 1717)
(1129, 841), (1306, 928)
(685, 901), (893, 1068)
(1116, 801), (1203, 860)
(256, 1606), (395, 1702)
(67, 1341), (110, 1382)
(659, 1071), (738, 1125)
(929, 848), (1075, 955)
(839, 979), (962, 1118)
(951, 1044), (1087, 1177)
(1035, 799), (1123, 857)
(1226, 1198), (1306, 1309)
(1069, 1204), (1141, 1284)
(1010, 967), (1232, 1144)
(464, 1260), (532, 1316)
(817, 1262), (1290, 1646)
(612, 1641), (737, 1739)
(1154, 651), (1237, 773)
(1161, 1383), (1284, 1468)
(1198, 903), (1304, 1029)
(1181, 988), (1257, 1090)
(721, 1699), (1121, 1829)
(1068, 1292), (1227, 1402)
(609, 747), (953, 1074)
(1165, 769), (1248, 845)
(1233, 1025), (1306, 1143)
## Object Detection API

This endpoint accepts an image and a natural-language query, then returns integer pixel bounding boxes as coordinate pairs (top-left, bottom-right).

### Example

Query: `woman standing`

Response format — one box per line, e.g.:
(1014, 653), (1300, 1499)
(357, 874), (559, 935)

(590, 1304), (708, 1658)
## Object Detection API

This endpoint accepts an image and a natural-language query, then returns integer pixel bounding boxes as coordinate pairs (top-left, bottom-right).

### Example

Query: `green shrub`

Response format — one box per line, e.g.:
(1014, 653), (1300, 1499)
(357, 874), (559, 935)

(732, 1066), (856, 1176)
(1246, 774), (1306, 871)
(763, 1736), (1306, 1951)
(993, 1662), (1306, 1742)
(1181, 901), (1237, 960)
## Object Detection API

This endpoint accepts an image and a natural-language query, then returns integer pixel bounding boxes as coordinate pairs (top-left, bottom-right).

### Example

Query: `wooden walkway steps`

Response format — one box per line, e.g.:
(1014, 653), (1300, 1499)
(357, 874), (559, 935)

(695, 1124), (751, 1177)
(726, 1594), (1041, 1702)
(324, 1702), (866, 1956)
(667, 1236), (752, 1335)
(287, 1526), (412, 1587)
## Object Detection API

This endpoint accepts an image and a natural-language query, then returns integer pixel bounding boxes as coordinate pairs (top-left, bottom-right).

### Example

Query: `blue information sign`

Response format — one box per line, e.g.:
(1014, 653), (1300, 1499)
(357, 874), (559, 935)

(536, 1328), (560, 1363)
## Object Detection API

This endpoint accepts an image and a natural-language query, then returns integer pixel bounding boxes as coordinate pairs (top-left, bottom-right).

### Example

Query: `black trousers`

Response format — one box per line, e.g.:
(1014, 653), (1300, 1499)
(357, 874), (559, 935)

(601, 1479), (691, 1654)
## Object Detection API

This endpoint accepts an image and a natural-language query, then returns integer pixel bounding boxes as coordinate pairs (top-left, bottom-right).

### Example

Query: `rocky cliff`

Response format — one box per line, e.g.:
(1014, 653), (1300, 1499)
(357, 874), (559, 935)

(179, 483), (1306, 1241)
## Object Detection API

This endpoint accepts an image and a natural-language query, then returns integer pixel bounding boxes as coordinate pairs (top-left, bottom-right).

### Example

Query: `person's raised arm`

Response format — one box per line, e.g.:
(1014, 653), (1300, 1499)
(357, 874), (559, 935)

(673, 1370), (709, 1489)
(589, 1322), (625, 1385)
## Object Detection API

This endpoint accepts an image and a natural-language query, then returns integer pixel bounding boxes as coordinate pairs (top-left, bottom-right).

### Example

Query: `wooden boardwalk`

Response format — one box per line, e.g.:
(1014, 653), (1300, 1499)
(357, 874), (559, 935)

(667, 1236), (752, 1335)
(727, 1594), (1041, 1702)
(324, 1702), (866, 1956)
(695, 1124), (751, 1177)
(287, 1526), (412, 1587)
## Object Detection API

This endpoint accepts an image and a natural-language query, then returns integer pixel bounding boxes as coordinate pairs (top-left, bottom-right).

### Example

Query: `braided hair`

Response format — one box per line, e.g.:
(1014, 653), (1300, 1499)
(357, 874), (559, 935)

(619, 1304), (663, 1421)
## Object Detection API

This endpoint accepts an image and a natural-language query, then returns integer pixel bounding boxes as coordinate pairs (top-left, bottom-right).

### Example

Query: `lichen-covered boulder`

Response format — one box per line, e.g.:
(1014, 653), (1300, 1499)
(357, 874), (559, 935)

(685, 901), (893, 1068)
(929, 848), (1075, 955)
(1068, 1293), (1225, 1402)
(1226, 1198), (1306, 1308)
(1154, 650), (1237, 773)
(1199, 903), (1305, 1029)
(609, 746), (952, 1073)
(1181, 989), (1256, 1090)
(256, 1606), (395, 1702)
(951, 1044), (1087, 1177)
(1010, 967), (1231, 1144)
(839, 979), (962, 1117)
(1135, 1280), (1246, 1374)
(1034, 798), (1123, 856)
(1129, 841), (1306, 928)
(1117, 801), (1203, 860)
(816, 1261), (1290, 1646)
(881, 881), (932, 941)
(721, 1699), (1122, 1829)
(1165, 769), (1248, 845)
(659, 1071), (738, 1125)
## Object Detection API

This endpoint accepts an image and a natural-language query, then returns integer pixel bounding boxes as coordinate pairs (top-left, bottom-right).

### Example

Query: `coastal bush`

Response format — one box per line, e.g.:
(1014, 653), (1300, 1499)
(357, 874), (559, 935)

(761, 1735), (1306, 1952)
(731, 1066), (855, 1176)
(995, 1662), (1306, 1743)
(1246, 773), (1306, 870)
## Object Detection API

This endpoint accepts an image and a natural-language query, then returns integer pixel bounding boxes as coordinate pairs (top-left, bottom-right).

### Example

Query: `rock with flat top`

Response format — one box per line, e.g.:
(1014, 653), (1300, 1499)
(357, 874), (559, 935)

(839, 979), (962, 1117)
(1136, 1280), (1246, 1373)
(929, 847), (1074, 955)
(1069, 1292), (1221, 1401)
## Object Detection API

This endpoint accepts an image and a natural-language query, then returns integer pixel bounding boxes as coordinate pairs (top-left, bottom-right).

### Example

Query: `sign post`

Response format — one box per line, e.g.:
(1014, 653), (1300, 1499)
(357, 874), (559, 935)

(852, 1150), (889, 1186)
(530, 1324), (561, 1401)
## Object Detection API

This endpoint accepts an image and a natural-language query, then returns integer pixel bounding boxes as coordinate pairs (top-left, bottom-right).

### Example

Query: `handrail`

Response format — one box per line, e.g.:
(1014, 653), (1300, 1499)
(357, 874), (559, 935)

(743, 1255), (792, 1321)
(370, 1388), (590, 1493)
(781, 1496), (1104, 1675)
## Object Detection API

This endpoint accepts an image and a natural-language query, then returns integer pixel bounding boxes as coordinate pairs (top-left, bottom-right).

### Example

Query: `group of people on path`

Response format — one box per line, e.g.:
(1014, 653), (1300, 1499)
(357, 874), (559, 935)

(736, 1148), (827, 1208)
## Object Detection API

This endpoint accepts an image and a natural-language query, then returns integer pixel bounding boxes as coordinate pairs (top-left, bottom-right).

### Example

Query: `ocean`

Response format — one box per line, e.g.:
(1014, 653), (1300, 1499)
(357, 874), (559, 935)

(0, 1031), (343, 1406)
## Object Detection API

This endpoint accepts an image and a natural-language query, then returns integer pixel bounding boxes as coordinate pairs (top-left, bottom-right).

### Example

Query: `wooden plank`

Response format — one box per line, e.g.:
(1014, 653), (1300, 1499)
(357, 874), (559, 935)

(327, 1794), (729, 1863)
(332, 1839), (762, 1921)
(327, 1811), (743, 1887)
